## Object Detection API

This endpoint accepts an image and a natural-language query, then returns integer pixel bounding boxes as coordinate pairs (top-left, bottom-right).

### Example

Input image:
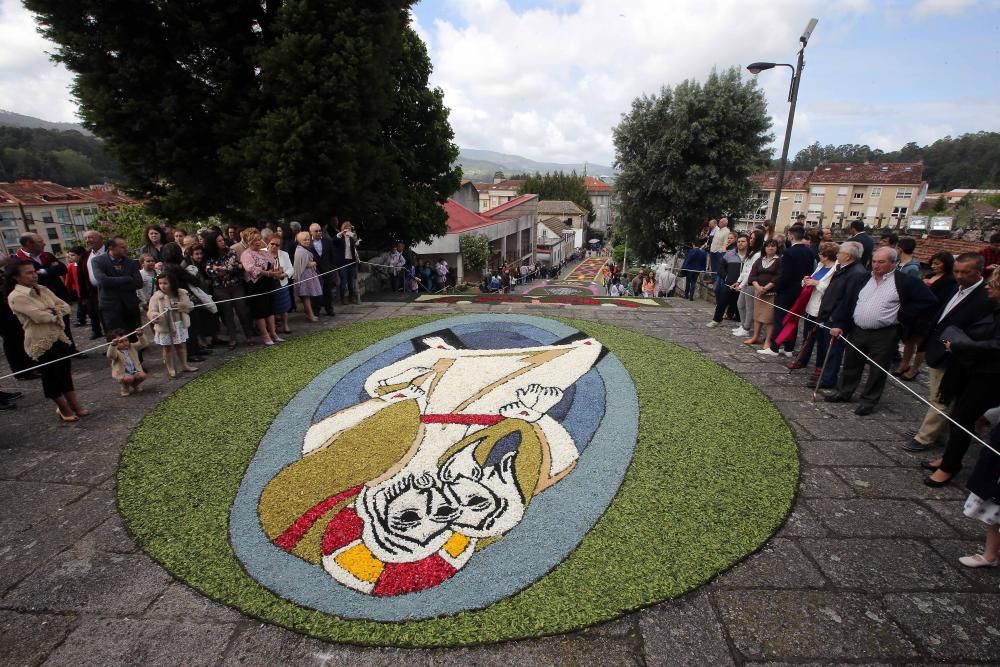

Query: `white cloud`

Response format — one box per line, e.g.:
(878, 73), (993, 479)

(912, 0), (977, 17)
(0, 0), (78, 122)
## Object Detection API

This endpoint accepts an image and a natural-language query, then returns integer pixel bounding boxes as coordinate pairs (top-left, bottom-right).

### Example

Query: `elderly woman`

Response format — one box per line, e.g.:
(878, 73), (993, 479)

(746, 239), (782, 352)
(267, 235), (294, 334)
(788, 242), (838, 373)
(240, 227), (284, 346)
(5, 260), (88, 421)
(292, 231), (322, 322)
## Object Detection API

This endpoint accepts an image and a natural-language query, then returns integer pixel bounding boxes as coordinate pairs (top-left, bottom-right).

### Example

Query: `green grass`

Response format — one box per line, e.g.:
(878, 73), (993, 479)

(117, 315), (798, 647)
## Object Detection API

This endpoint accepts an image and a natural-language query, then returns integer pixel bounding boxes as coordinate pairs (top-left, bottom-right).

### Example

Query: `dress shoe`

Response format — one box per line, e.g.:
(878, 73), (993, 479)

(0, 399), (15, 411)
(923, 474), (952, 488)
(0, 390), (23, 401)
(786, 361), (805, 370)
(823, 393), (851, 403)
(902, 438), (933, 452)
(919, 460), (939, 471)
(854, 404), (874, 416)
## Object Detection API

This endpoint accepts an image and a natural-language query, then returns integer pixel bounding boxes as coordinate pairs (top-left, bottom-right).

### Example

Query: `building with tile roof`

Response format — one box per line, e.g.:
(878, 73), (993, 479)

(740, 162), (928, 232)
(0, 180), (136, 256)
(583, 176), (613, 234)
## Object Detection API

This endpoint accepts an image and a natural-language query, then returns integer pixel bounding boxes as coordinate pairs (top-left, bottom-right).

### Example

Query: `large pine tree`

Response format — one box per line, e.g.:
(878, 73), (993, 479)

(25, 0), (460, 243)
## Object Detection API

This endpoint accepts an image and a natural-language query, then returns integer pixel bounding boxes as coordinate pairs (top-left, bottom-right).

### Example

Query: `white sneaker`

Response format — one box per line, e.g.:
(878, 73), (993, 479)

(732, 327), (749, 337)
(706, 321), (719, 328)
(958, 554), (999, 568)
(757, 348), (779, 356)
(781, 350), (794, 357)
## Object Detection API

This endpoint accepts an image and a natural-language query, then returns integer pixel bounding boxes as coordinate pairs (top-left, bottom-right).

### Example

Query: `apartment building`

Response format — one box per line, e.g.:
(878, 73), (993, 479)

(741, 163), (927, 231)
(583, 176), (613, 234)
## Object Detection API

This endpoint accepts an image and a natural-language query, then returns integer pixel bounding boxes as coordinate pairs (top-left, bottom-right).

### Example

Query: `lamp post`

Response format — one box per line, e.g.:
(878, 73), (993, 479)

(748, 18), (818, 234)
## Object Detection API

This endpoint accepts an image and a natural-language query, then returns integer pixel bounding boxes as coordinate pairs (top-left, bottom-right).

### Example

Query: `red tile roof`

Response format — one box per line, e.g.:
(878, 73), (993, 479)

(913, 237), (990, 264)
(489, 179), (524, 191)
(810, 162), (923, 185)
(0, 180), (92, 206)
(443, 198), (495, 233)
(750, 170), (811, 191)
(69, 186), (137, 206)
(481, 193), (537, 218)
(583, 176), (612, 193)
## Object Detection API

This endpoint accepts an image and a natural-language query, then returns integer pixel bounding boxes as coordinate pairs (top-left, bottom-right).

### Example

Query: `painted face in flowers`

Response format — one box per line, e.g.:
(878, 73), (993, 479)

(439, 446), (525, 537)
(361, 473), (459, 558)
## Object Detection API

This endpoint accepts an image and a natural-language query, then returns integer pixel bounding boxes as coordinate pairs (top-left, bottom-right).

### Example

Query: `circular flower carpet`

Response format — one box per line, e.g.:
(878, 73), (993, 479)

(118, 314), (798, 647)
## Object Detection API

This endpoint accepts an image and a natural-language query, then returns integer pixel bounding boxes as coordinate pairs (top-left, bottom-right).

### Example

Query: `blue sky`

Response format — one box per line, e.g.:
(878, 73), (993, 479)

(2, 0), (997, 167)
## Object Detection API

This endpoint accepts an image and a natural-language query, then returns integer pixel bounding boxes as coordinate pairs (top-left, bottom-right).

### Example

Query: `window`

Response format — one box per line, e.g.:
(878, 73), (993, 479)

(891, 206), (908, 219)
(808, 203), (823, 212)
(0, 211), (16, 228)
(46, 227), (59, 240)
(853, 191), (866, 200)
(23, 212), (34, 224)
(895, 187), (913, 199)
(2, 229), (19, 247)
(55, 209), (70, 224)
(42, 215), (54, 224)
(809, 186), (826, 196)
(834, 204), (845, 213)
(870, 187), (882, 198)
(793, 193), (803, 204)
(50, 243), (61, 255)
(866, 206), (877, 218)
(849, 209), (862, 218)
(837, 186), (849, 196)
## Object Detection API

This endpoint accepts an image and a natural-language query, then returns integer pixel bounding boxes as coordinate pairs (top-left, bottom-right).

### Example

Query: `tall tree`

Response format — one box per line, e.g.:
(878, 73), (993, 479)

(613, 67), (772, 257)
(25, 0), (460, 245)
(517, 171), (596, 222)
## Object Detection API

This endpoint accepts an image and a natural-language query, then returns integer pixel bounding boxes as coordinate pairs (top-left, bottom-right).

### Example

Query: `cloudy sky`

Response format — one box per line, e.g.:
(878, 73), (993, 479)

(3, 0), (998, 166)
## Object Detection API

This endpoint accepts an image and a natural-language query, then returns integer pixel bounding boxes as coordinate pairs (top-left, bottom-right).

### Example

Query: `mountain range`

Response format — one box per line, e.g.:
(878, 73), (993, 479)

(0, 110), (615, 182)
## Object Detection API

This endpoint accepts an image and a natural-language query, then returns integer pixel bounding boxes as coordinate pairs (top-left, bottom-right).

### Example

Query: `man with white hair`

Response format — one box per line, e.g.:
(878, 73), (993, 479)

(825, 246), (938, 415)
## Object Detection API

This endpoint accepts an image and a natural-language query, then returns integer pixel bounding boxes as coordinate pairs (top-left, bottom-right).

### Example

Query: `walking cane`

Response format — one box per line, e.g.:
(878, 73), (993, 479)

(812, 334), (836, 403)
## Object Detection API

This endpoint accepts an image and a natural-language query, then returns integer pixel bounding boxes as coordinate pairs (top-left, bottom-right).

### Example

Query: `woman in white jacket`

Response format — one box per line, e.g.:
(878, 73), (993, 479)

(731, 230), (763, 338)
(787, 242), (839, 373)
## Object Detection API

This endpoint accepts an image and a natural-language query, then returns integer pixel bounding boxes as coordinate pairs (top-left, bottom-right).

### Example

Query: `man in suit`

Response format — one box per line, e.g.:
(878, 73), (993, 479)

(309, 223), (337, 316)
(79, 230), (106, 339)
(847, 219), (874, 270)
(903, 253), (992, 451)
(809, 241), (869, 390)
(332, 218), (362, 305)
(826, 247), (938, 415)
(769, 226), (817, 355)
(90, 236), (143, 337)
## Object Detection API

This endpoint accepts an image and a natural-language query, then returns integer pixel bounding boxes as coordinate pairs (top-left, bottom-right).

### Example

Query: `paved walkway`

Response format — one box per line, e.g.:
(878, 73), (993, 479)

(2, 298), (998, 666)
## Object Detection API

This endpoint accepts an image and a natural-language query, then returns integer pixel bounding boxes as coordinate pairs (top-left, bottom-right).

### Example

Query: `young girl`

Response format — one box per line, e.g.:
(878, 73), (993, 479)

(106, 329), (147, 396)
(146, 273), (197, 378)
(137, 254), (157, 312)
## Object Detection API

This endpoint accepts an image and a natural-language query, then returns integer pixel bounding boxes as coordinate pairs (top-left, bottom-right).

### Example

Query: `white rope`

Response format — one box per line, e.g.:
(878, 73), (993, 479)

(682, 266), (997, 455)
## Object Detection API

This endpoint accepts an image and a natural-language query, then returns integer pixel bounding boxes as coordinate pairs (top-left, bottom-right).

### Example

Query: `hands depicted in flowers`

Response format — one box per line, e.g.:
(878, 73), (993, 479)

(499, 384), (564, 422)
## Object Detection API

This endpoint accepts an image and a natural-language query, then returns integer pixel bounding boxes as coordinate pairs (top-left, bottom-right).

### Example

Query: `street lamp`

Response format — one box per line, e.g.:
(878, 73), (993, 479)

(748, 18), (818, 233)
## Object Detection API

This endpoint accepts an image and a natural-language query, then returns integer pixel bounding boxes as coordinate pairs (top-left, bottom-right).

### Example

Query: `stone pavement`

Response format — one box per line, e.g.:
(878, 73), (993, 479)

(2, 297), (998, 666)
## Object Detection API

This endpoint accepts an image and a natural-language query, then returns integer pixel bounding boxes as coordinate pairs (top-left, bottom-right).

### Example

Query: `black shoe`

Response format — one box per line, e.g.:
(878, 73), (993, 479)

(0, 390), (23, 401)
(924, 474), (953, 488)
(0, 400), (15, 411)
(902, 438), (933, 452)
(823, 393), (851, 403)
(197, 348), (214, 356)
(854, 404), (874, 416)
(324, 309), (335, 316)
(919, 460), (939, 471)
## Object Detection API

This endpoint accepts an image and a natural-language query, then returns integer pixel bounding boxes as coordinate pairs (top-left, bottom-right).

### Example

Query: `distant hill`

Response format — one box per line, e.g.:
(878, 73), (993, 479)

(457, 148), (615, 182)
(0, 109), (93, 137)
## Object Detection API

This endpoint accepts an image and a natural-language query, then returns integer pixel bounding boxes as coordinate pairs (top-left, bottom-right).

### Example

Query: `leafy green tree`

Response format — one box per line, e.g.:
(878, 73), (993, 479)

(459, 233), (490, 277)
(613, 67), (772, 257)
(517, 171), (596, 222)
(932, 196), (948, 213)
(90, 204), (169, 251)
(25, 0), (460, 246)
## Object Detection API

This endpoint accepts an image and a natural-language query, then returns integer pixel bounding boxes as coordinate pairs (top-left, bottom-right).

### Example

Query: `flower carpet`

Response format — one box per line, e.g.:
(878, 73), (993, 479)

(414, 293), (659, 307)
(117, 314), (798, 647)
(568, 257), (610, 282)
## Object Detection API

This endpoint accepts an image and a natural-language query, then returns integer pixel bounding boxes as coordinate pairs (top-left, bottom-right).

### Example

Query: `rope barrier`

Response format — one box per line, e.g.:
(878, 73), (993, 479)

(679, 266), (997, 456)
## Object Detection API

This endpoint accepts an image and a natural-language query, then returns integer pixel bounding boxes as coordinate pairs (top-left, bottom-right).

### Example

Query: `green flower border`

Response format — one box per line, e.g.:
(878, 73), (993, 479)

(117, 315), (798, 647)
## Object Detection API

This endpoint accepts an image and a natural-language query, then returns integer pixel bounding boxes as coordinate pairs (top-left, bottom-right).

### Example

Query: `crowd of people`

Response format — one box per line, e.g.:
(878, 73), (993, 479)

(689, 215), (1000, 569)
(0, 216), (370, 417)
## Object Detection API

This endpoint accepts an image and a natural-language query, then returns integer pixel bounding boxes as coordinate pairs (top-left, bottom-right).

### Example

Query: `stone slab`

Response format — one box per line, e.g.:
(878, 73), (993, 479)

(806, 499), (957, 538)
(798, 441), (896, 467)
(834, 467), (967, 501)
(0, 480), (90, 535)
(0, 609), (78, 667)
(884, 593), (1000, 661)
(436, 636), (641, 667)
(800, 538), (972, 591)
(715, 539), (826, 589)
(638, 591), (734, 666)
(921, 500), (986, 540)
(776, 506), (829, 538)
(929, 539), (1000, 590)
(144, 583), (244, 624)
(799, 467), (856, 499)
(0, 448), (58, 479)
(714, 590), (918, 661)
(794, 418), (909, 441)
(17, 451), (118, 486)
(43, 617), (237, 667)
(2, 549), (172, 615)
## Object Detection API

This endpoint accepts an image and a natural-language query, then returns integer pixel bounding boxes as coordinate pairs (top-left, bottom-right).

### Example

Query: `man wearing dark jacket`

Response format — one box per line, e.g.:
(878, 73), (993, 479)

(332, 218), (361, 305)
(904, 253), (991, 451)
(308, 223), (337, 316)
(825, 247), (938, 415)
(809, 241), (868, 389)
(770, 226), (817, 354)
(847, 219), (874, 270)
(90, 237), (143, 336)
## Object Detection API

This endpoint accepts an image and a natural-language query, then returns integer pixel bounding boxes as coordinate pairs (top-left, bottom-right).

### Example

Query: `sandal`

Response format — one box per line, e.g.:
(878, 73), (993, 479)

(56, 408), (79, 423)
